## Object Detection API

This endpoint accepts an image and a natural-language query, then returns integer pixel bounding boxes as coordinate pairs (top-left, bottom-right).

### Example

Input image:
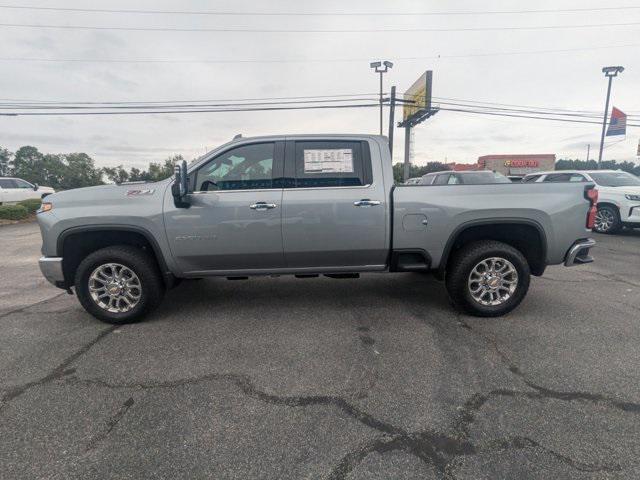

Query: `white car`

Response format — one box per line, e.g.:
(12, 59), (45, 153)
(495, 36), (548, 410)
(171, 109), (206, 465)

(0, 177), (55, 204)
(522, 170), (640, 234)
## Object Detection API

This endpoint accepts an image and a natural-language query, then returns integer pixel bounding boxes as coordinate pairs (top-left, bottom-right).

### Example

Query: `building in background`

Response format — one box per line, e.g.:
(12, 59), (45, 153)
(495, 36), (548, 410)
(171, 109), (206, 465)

(448, 154), (556, 177)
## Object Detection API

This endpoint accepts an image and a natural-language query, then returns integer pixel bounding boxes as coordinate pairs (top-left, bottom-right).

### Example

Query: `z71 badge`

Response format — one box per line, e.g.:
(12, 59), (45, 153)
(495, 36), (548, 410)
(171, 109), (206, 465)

(126, 189), (155, 196)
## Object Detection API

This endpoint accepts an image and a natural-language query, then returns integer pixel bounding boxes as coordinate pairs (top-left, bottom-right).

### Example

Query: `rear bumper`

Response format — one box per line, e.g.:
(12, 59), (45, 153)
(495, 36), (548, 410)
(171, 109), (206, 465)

(39, 256), (65, 287)
(564, 238), (596, 267)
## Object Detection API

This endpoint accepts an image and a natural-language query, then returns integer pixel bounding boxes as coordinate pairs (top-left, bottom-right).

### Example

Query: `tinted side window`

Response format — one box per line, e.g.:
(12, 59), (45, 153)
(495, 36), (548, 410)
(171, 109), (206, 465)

(15, 179), (33, 188)
(544, 173), (573, 183)
(293, 141), (370, 188)
(523, 175), (540, 183)
(434, 174), (450, 185)
(0, 179), (17, 188)
(447, 175), (460, 185)
(195, 143), (275, 191)
(420, 175), (435, 185)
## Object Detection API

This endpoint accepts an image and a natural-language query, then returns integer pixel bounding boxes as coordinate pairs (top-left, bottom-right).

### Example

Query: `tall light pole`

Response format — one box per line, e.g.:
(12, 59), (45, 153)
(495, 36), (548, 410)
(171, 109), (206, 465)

(598, 66), (624, 168)
(370, 60), (393, 135)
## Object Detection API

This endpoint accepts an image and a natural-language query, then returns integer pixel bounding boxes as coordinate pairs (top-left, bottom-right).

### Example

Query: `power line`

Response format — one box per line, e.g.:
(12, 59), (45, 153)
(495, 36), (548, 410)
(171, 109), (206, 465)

(0, 93), (379, 105)
(1, 4), (639, 16)
(1, 21), (639, 33)
(439, 107), (640, 127)
(2, 93), (638, 119)
(0, 103), (382, 116)
(431, 96), (640, 118)
(2, 43), (639, 65)
(3, 101), (640, 127)
(0, 97), (380, 110)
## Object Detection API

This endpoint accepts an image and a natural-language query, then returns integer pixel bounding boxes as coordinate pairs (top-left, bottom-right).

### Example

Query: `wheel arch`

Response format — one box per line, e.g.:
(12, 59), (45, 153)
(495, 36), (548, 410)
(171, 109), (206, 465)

(57, 225), (172, 288)
(438, 219), (548, 278)
(596, 201), (620, 212)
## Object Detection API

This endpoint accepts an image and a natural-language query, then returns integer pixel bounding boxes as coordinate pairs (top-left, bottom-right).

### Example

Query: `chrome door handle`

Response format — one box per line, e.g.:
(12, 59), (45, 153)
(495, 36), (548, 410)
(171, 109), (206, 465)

(353, 199), (381, 207)
(250, 202), (277, 210)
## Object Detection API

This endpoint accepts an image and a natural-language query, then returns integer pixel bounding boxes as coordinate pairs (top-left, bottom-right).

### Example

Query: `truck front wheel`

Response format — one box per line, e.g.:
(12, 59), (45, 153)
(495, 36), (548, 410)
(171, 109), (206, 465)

(74, 245), (165, 324)
(445, 240), (530, 317)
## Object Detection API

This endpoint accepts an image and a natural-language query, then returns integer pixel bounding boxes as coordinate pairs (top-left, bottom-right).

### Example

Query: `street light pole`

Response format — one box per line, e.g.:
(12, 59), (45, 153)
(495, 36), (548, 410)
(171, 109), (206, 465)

(370, 60), (393, 136)
(379, 71), (383, 136)
(598, 66), (624, 168)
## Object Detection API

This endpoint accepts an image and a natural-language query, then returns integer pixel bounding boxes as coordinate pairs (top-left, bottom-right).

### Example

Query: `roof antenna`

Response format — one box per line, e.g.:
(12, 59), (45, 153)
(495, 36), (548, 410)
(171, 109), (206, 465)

(233, 134), (242, 140)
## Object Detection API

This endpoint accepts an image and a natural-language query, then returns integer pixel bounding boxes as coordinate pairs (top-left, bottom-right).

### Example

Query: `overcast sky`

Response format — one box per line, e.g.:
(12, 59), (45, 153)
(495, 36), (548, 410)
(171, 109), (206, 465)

(0, 0), (639, 169)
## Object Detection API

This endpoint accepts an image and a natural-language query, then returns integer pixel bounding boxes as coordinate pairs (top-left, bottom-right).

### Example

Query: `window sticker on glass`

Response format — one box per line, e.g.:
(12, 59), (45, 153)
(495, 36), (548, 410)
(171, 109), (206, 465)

(303, 149), (354, 173)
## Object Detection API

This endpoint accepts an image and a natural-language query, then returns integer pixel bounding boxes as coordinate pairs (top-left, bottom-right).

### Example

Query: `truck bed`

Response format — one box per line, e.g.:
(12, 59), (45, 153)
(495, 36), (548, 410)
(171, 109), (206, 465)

(392, 182), (592, 270)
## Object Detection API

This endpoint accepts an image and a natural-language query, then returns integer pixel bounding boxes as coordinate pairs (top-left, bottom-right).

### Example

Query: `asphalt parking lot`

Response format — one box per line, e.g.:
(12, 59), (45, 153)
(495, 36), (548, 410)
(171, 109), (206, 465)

(1, 222), (639, 479)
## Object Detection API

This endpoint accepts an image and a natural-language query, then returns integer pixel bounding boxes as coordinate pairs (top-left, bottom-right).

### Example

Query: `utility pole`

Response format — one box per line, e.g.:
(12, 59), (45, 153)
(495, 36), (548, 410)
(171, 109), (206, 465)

(388, 86), (396, 158)
(586, 144), (590, 163)
(598, 66), (624, 168)
(370, 61), (393, 135)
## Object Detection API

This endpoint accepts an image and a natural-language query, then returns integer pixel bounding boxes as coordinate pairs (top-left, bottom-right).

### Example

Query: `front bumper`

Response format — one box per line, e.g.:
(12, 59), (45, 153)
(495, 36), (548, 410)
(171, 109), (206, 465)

(38, 257), (65, 286)
(564, 238), (596, 267)
(622, 204), (640, 224)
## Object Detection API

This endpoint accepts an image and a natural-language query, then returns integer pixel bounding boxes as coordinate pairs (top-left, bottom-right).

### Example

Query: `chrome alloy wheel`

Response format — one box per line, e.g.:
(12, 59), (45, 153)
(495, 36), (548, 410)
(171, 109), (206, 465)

(467, 257), (519, 306)
(88, 263), (142, 313)
(594, 208), (614, 232)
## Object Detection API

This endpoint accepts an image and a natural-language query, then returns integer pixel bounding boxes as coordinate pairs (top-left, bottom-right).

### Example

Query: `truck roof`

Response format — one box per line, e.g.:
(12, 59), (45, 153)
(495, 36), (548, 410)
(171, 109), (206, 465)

(227, 133), (387, 142)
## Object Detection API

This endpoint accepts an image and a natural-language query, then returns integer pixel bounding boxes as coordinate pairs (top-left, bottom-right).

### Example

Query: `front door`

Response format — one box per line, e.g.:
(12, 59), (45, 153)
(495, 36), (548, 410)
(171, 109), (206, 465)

(281, 139), (388, 269)
(164, 141), (285, 275)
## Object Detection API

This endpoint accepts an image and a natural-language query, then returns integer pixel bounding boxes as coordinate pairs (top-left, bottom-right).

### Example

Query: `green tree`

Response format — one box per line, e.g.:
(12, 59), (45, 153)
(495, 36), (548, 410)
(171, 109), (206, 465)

(128, 167), (149, 181)
(61, 152), (103, 189)
(12, 146), (44, 183)
(102, 165), (130, 184)
(40, 154), (67, 190)
(148, 154), (182, 181)
(0, 148), (12, 176)
(556, 158), (640, 177)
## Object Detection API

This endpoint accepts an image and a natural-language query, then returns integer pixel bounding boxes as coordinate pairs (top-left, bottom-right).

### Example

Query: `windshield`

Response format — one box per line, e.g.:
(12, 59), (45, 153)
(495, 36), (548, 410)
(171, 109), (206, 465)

(589, 171), (640, 187)
(462, 171), (512, 184)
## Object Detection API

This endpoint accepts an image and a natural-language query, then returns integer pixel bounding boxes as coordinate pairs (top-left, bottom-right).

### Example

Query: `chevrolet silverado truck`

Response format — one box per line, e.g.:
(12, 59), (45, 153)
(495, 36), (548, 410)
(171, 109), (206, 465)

(37, 135), (596, 324)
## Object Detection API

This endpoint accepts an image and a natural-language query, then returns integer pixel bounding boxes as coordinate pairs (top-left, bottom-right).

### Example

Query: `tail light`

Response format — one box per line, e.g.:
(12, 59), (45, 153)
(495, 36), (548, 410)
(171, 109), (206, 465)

(584, 186), (598, 229)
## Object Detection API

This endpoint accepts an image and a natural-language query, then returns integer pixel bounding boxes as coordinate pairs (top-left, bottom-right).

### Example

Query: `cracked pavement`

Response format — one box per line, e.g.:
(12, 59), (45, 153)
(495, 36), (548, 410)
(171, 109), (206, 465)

(1, 222), (639, 479)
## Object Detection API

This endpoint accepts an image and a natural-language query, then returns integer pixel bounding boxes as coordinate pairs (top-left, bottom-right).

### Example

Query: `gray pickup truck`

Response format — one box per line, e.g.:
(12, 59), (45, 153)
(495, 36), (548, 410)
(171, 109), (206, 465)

(37, 134), (596, 324)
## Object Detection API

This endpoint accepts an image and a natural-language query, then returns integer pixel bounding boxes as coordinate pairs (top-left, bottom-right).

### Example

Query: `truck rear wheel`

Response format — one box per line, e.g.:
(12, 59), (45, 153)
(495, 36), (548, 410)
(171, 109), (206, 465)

(74, 245), (165, 324)
(445, 240), (530, 317)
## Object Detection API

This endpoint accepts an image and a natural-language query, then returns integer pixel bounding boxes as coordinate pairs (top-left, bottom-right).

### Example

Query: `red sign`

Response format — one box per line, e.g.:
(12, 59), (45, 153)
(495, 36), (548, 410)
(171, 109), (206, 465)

(504, 160), (539, 168)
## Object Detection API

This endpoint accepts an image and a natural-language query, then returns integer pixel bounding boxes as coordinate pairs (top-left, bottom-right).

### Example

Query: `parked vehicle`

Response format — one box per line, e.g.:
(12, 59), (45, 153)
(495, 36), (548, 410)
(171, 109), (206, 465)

(404, 177), (422, 185)
(417, 170), (512, 185)
(522, 170), (640, 234)
(507, 176), (524, 183)
(37, 135), (596, 324)
(0, 177), (55, 204)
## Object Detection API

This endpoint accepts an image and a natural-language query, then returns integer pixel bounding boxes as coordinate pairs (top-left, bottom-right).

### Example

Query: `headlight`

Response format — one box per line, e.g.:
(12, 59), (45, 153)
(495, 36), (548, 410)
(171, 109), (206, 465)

(625, 194), (640, 201)
(37, 202), (53, 213)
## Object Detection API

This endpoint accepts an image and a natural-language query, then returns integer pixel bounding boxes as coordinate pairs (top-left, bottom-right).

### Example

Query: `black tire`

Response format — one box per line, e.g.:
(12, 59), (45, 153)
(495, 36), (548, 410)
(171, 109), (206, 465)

(74, 245), (165, 324)
(593, 205), (621, 234)
(445, 240), (530, 317)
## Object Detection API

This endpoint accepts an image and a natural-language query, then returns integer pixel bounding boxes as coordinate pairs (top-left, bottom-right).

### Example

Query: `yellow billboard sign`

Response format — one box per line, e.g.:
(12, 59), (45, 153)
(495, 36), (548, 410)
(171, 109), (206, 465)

(403, 70), (432, 122)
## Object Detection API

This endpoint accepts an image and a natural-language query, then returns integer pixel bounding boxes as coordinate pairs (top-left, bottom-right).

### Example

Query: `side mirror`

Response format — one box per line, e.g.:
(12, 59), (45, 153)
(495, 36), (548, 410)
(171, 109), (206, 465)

(171, 160), (190, 208)
(33, 183), (39, 191)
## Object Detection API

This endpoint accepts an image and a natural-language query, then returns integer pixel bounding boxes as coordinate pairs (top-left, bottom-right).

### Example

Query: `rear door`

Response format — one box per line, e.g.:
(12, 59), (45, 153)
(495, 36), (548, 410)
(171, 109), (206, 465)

(281, 139), (387, 269)
(0, 179), (21, 203)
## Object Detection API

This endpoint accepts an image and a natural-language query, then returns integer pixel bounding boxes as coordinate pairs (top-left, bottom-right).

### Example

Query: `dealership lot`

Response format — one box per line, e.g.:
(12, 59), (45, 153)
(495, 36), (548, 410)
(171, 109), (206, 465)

(1, 222), (639, 479)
